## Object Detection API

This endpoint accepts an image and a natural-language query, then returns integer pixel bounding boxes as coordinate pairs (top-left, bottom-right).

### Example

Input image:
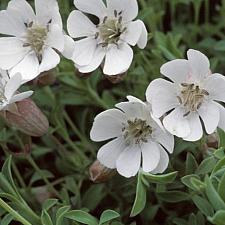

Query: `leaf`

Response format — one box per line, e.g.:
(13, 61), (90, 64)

(205, 176), (225, 211)
(185, 153), (198, 174)
(30, 170), (54, 185)
(208, 210), (225, 225)
(196, 156), (217, 175)
(192, 195), (214, 217)
(43, 199), (58, 211)
(212, 156), (225, 174)
(99, 210), (120, 225)
(157, 191), (189, 203)
(64, 210), (98, 225)
(214, 40), (225, 51)
(1, 214), (14, 225)
(218, 172), (225, 202)
(142, 171), (178, 184)
(41, 210), (53, 225)
(218, 128), (225, 148)
(181, 174), (200, 190)
(56, 206), (70, 225)
(130, 172), (147, 217)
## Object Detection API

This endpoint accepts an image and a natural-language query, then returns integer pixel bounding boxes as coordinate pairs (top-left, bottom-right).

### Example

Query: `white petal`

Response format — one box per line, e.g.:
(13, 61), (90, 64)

(35, 0), (62, 28)
(217, 103), (225, 131)
(0, 37), (29, 70)
(198, 101), (220, 134)
(187, 49), (210, 81)
(73, 0), (107, 19)
(0, 10), (26, 36)
(67, 10), (97, 38)
(126, 95), (145, 104)
(163, 107), (191, 138)
(160, 59), (190, 83)
(4, 73), (22, 100)
(106, 0), (138, 22)
(122, 20), (143, 46)
(151, 145), (169, 174)
(116, 145), (141, 178)
(10, 91), (33, 104)
(141, 141), (160, 172)
(90, 109), (126, 141)
(46, 24), (64, 52)
(39, 48), (60, 74)
(146, 78), (179, 118)
(61, 35), (75, 59)
(103, 43), (133, 75)
(77, 46), (105, 73)
(137, 20), (148, 49)
(10, 52), (39, 82)
(183, 113), (203, 141)
(97, 137), (126, 169)
(7, 0), (35, 24)
(72, 38), (97, 66)
(204, 73), (225, 103)
(153, 128), (174, 153)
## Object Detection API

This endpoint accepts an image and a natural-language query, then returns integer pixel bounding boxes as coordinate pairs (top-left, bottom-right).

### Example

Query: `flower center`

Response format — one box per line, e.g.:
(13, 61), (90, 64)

(24, 22), (48, 61)
(178, 83), (209, 116)
(122, 118), (152, 145)
(97, 11), (126, 47)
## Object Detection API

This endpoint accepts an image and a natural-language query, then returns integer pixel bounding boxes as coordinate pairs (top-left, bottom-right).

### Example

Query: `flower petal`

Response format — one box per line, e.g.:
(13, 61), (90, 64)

(137, 20), (148, 49)
(0, 37), (29, 70)
(187, 49), (210, 81)
(67, 10), (97, 38)
(106, 0), (138, 22)
(103, 43), (133, 75)
(163, 107), (190, 138)
(116, 145), (141, 178)
(46, 24), (64, 52)
(198, 101), (220, 134)
(77, 46), (105, 73)
(7, 0), (35, 24)
(151, 145), (169, 174)
(141, 141), (160, 173)
(10, 52), (39, 82)
(4, 73), (22, 100)
(97, 137), (126, 169)
(90, 109), (126, 141)
(72, 37), (97, 66)
(160, 59), (190, 83)
(217, 103), (225, 132)
(73, 0), (107, 19)
(61, 35), (75, 59)
(10, 91), (33, 104)
(39, 48), (60, 74)
(153, 128), (174, 153)
(146, 78), (179, 118)
(204, 73), (225, 103)
(183, 113), (203, 141)
(0, 10), (26, 36)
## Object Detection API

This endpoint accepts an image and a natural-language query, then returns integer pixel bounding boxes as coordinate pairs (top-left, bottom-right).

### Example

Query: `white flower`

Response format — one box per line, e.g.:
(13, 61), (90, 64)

(0, 0), (65, 82)
(67, 0), (148, 76)
(146, 49), (225, 141)
(90, 96), (174, 178)
(0, 70), (33, 111)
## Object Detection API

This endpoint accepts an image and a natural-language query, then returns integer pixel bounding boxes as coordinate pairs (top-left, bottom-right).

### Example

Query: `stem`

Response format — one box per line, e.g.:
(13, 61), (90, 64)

(26, 155), (61, 199)
(0, 198), (32, 225)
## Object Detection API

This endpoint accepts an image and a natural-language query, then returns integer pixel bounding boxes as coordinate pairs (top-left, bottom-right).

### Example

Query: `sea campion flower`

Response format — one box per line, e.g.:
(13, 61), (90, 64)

(67, 0), (148, 76)
(146, 49), (225, 141)
(0, 71), (33, 112)
(90, 96), (174, 178)
(0, 0), (65, 82)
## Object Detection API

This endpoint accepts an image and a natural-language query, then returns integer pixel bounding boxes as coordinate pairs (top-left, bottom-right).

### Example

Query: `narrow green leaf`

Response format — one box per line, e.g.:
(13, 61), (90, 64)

(1, 213), (14, 225)
(41, 210), (53, 225)
(208, 210), (225, 225)
(142, 171), (178, 184)
(212, 156), (225, 174)
(218, 128), (225, 148)
(99, 210), (120, 225)
(43, 199), (58, 211)
(196, 156), (217, 175)
(130, 172), (146, 217)
(181, 174), (200, 190)
(56, 206), (70, 225)
(157, 191), (189, 203)
(218, 172), (225, 202)
(185, 153), (198, 174)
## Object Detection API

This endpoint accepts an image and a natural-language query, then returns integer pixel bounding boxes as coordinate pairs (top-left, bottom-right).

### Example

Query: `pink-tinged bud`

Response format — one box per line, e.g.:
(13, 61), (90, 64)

(89, 160), (116, 183)
(104, 73), (126, 84)
(32, 69), (56, 87)
(1, 98), (49, 137)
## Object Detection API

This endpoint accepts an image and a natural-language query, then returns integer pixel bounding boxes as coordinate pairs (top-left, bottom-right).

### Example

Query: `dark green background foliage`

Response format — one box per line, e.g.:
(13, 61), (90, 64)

(1, 0), (225, 224)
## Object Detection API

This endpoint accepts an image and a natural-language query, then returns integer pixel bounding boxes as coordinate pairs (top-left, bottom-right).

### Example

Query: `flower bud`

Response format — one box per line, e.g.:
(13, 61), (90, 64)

(1, 98), (49, 137)
(33, 69), (56, 86)
(104, 73), (126, 84)
(89, 160), (116, 183)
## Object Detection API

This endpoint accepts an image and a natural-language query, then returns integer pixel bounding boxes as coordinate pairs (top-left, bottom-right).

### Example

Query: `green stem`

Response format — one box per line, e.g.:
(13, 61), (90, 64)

(0, 198), (32, 225)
